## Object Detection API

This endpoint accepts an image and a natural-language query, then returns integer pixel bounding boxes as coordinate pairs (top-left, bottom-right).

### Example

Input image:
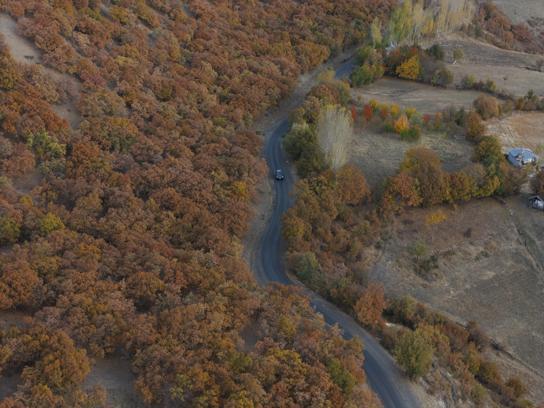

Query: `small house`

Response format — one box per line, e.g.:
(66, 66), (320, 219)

(507, 148), (538, 168)
(529, 195), (544, 210)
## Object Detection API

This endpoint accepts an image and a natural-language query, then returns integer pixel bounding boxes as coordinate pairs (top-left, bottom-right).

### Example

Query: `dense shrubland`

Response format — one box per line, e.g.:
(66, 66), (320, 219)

(351, 43), (454, 88)
(0, 0), (399, 406)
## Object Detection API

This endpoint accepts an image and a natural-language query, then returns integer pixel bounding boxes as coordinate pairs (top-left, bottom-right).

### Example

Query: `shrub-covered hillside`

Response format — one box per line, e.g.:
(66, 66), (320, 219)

(0, 0), (395, 406)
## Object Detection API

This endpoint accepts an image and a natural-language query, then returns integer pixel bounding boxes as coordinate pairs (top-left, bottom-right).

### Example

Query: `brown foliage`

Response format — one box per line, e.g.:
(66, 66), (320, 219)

(473, 95), (500, 120)
(0, 0), (396, 404)
(354, 283), (386, 329)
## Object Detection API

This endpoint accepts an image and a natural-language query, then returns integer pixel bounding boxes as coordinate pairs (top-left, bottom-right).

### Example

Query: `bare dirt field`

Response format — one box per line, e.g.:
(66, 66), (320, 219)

(350, 127), (473, 189)
(351, 77), (482, 114)
(492, 0), (544, 25)
(433, 33), (544, 97)
(368, 196), (544, 402)
(84, 357), (144, 408)
(487, 111), (544, 154)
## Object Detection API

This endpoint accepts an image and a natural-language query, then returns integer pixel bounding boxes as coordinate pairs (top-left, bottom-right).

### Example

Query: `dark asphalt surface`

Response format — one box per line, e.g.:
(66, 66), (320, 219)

(253, 55), (422, 408)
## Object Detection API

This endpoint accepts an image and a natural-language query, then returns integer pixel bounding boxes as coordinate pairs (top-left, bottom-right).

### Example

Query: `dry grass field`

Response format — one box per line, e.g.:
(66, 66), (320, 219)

(369, 197), (544, 402)
(350, 127), (473, 189)
(351, 77), (482, 113)
(487, 112), (544, 153)
(434, 33), (544, 97)
(491, 0), (544, 25)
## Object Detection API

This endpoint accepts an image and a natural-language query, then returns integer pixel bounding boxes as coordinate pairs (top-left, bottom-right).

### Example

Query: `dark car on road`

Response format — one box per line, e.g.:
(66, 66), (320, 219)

(275, 169), (285, 180)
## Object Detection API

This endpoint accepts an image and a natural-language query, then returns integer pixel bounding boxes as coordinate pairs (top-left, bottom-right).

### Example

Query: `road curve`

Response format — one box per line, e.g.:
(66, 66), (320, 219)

(251, 53), (422, 408)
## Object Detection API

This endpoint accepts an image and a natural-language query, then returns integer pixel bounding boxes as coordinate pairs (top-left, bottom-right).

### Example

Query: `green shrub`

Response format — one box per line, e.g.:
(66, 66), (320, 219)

(461, 75), (476, 88)
(351, 67), (370, 86)
(394, 328), (434, 380)
(474, 136), (503, 169)
(39, 212), (64, 236)
(283, 122), (328, 177)
(427, 44), (445, 61)
(0, 215), (20, 245)
(291, 251), (322, 286)
(327, 358), (356, 394)
(431, 67), (453, 87)
(400, 126), (421, 141)
(356, 46), (374, 64)
(473, 95), (500, 120)
(27, 131), (66, 163)
(453, 48), (464, 61)
(470, 382), (488, 404)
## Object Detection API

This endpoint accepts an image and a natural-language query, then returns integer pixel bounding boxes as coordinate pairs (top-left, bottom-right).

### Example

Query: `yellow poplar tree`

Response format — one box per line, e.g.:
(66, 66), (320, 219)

(396, 55), (421, 80)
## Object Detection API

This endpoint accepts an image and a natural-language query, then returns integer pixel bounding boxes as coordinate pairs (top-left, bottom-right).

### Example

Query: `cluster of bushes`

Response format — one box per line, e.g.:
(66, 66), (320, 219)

(382, 297), (534, 407)
(514, 90), (544, 111)
(359, 100), (422, 140)
(384, 45), (454, 87)
(383, 139), (526, 213)
(459, 75), (516, 101)
(351, 43), (454, 89)
(351, 46), (385, 87)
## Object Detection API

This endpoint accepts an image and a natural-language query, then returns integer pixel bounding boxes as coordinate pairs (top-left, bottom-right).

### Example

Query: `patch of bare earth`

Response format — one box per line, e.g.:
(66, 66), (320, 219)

(84, 357), (143, 408)
(432, 33), (544, 97)
(368, 197), (544, 402)
(491, 0), (544, 25)
(0, 13), (81, 129)
(487, 111), (544, 153)
(351, 77), (482, 114)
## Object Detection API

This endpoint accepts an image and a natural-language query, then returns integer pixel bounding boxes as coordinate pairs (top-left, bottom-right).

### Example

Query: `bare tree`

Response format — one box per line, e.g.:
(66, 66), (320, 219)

(317, 105), (353, 170)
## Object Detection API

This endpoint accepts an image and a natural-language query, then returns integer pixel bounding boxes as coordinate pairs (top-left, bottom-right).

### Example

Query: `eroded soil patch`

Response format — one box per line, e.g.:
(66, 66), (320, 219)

(0, 13), (81, 128)
(369, 197), (544, 401)
(84, 357), (143, 408)
(352, 77), (481, 113)
(434, 33), (544, 97)
(487, 111), (544, 153)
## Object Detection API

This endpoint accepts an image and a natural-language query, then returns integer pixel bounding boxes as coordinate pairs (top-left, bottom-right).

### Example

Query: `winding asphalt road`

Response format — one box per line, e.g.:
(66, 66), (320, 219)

(251, 54), (422, 408)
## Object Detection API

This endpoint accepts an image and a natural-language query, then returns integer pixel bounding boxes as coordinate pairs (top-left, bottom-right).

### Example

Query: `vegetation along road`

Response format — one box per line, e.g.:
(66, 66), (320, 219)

(250, 54), (422, 408)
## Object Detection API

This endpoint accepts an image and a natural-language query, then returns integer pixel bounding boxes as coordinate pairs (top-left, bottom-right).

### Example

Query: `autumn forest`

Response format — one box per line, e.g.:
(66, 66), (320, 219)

(0, 0), (401, 407)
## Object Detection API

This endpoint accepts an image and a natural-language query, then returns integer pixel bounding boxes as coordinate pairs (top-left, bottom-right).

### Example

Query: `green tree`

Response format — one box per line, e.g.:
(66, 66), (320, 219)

(395, 328), (434, 379)
(327, 358), (356, 394)
(396, 56), (421, 80)
(39, 213), (64, 236)
(283, 122), (328, 177)
(473, 136), (503, 170)
(292, 251), (320, 283)
(0, 215), (20, 245)
(370, 17), (383, 48)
